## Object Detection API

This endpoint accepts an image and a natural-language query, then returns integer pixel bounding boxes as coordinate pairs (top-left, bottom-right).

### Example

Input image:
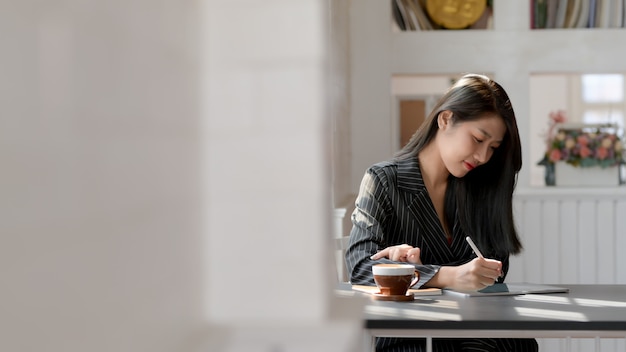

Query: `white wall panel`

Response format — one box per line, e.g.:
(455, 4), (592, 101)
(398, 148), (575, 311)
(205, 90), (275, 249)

(522, 200), (544, 283)
(597, 200), (616, 284)
(617, 201), (626, 284)
(515, 190), (626, 352)
(542, 200), (561, 284)
(578, 201), (598, 284)
(560, 201), (579, 283)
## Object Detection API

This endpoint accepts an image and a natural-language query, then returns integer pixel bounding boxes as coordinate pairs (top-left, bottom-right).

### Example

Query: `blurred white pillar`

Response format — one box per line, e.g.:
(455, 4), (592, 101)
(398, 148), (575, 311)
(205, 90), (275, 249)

(202, 0), (363, 351)
(0, 0), (361, 351)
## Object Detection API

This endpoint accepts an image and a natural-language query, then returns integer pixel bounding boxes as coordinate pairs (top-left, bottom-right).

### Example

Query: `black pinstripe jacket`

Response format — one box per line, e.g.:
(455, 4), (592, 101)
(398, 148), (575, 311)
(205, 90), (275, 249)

(345, 157), (509, 288)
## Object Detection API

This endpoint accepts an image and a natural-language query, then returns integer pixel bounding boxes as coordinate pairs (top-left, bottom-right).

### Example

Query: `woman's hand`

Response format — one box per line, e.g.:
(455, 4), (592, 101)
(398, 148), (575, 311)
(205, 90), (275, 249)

(370, 244), (422, 264)
(437, 257), (502, 291)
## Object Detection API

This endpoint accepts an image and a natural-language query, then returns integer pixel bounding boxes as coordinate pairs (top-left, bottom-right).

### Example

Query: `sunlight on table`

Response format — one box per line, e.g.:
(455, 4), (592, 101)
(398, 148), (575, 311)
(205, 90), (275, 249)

(365, 305), (462, 321)
(574, 298), (626, 308)
(514, 295), (572, 305)
(514, 307), (588, 321)
(515, 294), (626, 308)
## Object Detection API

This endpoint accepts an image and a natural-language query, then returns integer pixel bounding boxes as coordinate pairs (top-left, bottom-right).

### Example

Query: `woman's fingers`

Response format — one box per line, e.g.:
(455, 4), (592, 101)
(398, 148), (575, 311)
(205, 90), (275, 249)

(407, 247), (422, 264)
(370, 244), (415, 262)
(389, 247), (407, 261)
(472, 258), (502, 284)
(370, 247), (390, 260)
(481, 258), (503, 280)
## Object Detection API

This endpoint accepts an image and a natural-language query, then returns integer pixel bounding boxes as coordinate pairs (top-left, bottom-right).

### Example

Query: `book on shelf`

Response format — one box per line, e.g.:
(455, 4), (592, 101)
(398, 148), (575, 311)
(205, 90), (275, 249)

(596, 0), (611, 28)
(395, 0), (416, 30)
(610, 0), (624, 27)
(392, 0), (407, 31)
(403, 0), (420, 30)
(532, 0), (626, 28)
(407, 0), (434, 30)
(546, 0), (559, 27)
(564, 0), (581, 28)
(588, 0), (597, 27)
(576, 0), (590, 28)
(535, 0), (548, 28)
(554, 0), (569, 28)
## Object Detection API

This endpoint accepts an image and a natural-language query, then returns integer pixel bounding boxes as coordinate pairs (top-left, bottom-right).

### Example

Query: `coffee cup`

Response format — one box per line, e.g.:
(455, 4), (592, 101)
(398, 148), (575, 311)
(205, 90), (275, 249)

(372, 263), (420, 296)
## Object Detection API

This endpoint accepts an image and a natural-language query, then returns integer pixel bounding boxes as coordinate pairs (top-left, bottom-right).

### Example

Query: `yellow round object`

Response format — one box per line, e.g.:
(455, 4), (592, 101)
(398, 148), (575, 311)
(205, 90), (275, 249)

(425, 0), (487, 29)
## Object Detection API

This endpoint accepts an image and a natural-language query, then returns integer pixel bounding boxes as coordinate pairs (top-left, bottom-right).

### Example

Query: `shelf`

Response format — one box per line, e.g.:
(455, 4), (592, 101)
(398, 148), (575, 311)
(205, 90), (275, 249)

(391, 29), (626, 74)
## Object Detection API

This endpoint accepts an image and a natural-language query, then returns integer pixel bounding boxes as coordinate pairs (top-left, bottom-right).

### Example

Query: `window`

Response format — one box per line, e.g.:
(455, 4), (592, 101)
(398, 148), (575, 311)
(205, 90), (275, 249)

(530, 73), (626, 186)
(579, 74), (625, 134)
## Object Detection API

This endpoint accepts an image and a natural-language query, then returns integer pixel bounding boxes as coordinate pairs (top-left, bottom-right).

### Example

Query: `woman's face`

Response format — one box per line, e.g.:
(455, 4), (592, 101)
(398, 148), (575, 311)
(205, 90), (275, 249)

(436, 112), (506, 178)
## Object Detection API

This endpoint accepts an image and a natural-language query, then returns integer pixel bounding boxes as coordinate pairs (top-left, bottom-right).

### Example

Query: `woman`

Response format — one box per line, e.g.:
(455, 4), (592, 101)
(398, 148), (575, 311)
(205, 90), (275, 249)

(345, 74), (537, 352)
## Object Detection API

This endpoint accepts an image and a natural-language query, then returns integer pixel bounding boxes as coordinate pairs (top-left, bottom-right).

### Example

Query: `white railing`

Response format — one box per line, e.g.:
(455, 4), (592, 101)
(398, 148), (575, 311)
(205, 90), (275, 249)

(512, 187), (626, 352)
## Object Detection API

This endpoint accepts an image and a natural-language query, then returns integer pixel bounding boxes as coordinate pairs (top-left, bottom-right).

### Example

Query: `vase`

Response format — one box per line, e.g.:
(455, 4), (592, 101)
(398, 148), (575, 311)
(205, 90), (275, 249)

(554, 162), (619, 187)
(543, 162), (555, 186)
(537, 156), (556, 186)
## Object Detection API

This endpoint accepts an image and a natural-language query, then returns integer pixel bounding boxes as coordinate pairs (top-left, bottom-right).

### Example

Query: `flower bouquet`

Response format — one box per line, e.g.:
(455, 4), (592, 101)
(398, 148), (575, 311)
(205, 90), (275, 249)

(545, 124), (623, 168)
(538, 110), (624, 186)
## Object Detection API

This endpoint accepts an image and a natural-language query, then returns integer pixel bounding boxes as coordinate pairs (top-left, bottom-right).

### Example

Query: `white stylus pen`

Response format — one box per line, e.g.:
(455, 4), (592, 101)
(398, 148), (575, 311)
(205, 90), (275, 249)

(465, 236), (484, 259)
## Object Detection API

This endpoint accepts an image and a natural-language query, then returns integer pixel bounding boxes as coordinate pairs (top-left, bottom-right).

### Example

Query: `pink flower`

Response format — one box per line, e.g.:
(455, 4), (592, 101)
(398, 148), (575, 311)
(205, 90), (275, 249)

(579, 146), (592, 158)
(549, 149), (562, 162)
(596, 147), (609, 160)
(544, 110), (568, 151)
(615, 141), (623, 151)
(549, 110), (567, 124)
(577, 135), (589, 146)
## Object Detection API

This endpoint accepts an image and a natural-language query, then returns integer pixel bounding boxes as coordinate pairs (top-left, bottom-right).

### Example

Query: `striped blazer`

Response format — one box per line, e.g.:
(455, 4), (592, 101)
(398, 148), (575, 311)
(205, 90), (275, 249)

(345, 158), (534, 352)
(345, 157), (509, 287)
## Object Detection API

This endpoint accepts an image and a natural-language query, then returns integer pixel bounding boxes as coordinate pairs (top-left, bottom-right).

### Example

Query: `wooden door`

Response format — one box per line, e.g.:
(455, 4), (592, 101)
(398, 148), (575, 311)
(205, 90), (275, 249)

(399, 99), (426, 148)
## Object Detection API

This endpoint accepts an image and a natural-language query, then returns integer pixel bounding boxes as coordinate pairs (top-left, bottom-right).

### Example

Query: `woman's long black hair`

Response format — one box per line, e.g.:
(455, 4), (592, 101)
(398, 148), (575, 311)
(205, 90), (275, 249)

(394, 73), (523, 257)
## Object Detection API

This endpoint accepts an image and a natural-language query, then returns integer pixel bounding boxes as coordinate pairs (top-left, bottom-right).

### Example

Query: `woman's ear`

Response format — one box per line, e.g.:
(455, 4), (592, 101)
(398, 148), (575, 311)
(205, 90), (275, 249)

(437, 110), (453, 130)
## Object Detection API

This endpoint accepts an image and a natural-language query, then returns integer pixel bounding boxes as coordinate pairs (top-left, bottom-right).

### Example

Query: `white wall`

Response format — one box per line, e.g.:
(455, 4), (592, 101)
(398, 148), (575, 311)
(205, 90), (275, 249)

(1, 1), (205, 351)
(204, 0), (363, 348)
(204, 0), (332, 323)
(2, 1), (361, 351)
(330, 0), (353, 208)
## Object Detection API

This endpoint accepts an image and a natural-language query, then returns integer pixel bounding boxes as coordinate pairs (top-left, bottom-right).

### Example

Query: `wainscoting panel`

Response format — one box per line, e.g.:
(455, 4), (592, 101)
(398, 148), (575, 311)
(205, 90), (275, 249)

(513, 189), (626, 352)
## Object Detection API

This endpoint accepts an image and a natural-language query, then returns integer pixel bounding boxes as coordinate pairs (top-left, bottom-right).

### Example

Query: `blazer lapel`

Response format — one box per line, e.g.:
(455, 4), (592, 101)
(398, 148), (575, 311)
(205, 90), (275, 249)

(396, 158), (457, 264)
